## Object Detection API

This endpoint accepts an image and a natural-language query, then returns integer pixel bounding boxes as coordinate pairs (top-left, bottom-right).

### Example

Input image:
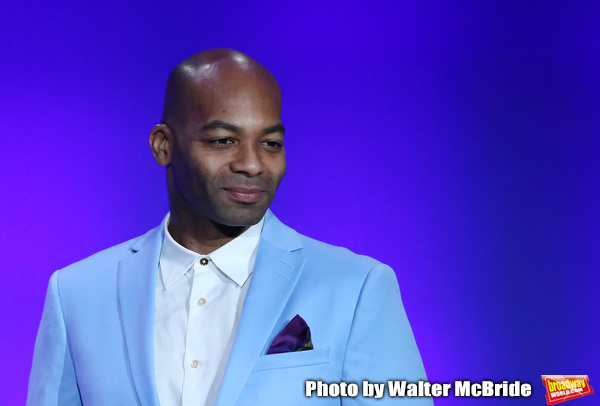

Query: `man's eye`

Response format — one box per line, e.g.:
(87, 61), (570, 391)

(212, 138), (234, 145)
(261, 140), (283, 149)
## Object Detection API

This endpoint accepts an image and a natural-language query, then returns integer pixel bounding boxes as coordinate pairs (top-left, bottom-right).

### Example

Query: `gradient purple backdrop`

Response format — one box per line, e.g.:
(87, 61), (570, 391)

(2, 1), (598, 405)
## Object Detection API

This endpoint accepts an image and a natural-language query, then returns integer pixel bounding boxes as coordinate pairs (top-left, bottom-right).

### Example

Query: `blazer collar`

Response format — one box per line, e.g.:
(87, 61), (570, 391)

(261, 209), (303, 252)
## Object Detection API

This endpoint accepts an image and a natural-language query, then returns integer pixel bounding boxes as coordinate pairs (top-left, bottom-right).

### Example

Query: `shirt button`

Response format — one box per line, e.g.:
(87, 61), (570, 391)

(200, 258), (209, 266)
(190, 360), (201, 368)
(197, 297), (207, 307)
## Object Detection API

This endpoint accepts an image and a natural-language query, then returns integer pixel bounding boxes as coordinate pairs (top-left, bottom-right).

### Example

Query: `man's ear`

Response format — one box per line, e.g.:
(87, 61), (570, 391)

(149, 124), (172, 166)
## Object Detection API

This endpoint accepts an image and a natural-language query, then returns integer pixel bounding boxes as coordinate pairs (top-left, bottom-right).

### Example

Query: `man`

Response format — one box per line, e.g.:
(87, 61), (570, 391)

(28, 49), (431, 405)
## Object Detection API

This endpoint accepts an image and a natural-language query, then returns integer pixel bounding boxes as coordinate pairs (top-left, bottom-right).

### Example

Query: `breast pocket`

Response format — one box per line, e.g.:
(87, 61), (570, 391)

(253, 347), (330, 371)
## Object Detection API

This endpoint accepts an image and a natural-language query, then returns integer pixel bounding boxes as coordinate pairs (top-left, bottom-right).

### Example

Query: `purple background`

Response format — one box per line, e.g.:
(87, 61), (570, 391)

(2, 1), (598, 404)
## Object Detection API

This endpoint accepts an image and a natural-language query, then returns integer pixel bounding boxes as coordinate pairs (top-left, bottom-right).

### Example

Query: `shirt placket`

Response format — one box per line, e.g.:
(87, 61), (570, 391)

(181, 256), (221, 405)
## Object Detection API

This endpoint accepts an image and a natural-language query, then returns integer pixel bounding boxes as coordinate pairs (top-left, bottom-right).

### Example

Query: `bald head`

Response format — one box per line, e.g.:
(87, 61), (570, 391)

(161, 49), (281, 130)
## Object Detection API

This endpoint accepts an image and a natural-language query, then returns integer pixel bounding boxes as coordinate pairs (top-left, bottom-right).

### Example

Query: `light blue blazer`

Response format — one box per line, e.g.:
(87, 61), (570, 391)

(28, 211), (432, 405)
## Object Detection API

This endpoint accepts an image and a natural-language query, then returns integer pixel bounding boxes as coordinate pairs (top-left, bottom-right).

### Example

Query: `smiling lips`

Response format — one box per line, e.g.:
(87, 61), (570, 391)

(224, 188), (267, 203)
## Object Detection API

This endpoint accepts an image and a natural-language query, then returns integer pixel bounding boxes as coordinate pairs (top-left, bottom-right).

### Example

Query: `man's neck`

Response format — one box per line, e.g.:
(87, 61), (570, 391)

(167, 211), (249, 255)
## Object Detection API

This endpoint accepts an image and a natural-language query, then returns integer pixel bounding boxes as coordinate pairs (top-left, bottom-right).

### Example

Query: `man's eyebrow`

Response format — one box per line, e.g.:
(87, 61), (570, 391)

(201, 120), (241, 133)
(263, 124), (285, 135)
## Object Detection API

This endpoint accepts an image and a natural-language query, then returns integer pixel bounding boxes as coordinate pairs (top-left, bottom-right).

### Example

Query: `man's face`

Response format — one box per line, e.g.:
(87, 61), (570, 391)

(166, 78), (286, 227)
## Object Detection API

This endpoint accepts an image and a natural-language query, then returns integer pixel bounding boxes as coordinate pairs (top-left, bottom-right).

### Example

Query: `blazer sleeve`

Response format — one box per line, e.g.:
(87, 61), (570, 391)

(27, 271), (82, 406)
(341, 264), (433, 405)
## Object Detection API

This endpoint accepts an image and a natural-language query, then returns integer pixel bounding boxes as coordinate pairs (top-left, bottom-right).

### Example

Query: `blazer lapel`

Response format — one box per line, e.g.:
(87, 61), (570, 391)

(117, 224), (164, 406)
(215, 212), (304, 406)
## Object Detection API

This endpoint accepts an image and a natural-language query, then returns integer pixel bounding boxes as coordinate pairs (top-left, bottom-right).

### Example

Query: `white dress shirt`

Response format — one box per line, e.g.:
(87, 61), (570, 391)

(154, 215), (264, 406)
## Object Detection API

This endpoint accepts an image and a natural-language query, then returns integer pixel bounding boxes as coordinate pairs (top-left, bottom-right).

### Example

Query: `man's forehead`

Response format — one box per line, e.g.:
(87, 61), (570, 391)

(175, 78), (282, 133)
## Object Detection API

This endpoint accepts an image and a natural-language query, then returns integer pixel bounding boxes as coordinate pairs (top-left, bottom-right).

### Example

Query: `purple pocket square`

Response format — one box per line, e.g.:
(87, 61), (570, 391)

(267, 314), (314, 355)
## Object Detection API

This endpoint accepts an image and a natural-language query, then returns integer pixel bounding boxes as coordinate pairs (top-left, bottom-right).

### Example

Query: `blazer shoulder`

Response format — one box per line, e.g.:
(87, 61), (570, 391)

(296, 232), (391, 282)
(263, 212), (394, 291)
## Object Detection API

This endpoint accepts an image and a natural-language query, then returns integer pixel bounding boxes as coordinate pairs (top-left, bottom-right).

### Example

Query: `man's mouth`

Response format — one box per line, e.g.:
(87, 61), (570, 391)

(223, 188), (267, 203)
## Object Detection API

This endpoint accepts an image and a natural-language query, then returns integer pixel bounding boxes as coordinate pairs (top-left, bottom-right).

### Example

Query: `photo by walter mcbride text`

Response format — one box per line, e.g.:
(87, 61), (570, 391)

(27, 48), (431, 405)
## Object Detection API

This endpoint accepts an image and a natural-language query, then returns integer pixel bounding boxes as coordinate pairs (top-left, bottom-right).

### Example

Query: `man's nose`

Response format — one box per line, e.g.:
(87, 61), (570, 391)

(230, 143), (265, 177)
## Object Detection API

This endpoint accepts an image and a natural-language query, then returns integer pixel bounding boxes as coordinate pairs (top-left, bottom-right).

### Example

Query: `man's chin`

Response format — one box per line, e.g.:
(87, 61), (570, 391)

(213, 205), (268, 228)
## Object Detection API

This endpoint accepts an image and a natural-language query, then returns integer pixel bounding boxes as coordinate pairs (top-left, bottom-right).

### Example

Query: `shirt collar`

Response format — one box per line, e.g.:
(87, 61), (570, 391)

(158, 214), (264, 289)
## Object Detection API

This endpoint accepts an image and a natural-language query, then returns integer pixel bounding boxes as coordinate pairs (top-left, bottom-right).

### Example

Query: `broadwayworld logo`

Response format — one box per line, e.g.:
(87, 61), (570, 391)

(541, 375), (593, 405)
